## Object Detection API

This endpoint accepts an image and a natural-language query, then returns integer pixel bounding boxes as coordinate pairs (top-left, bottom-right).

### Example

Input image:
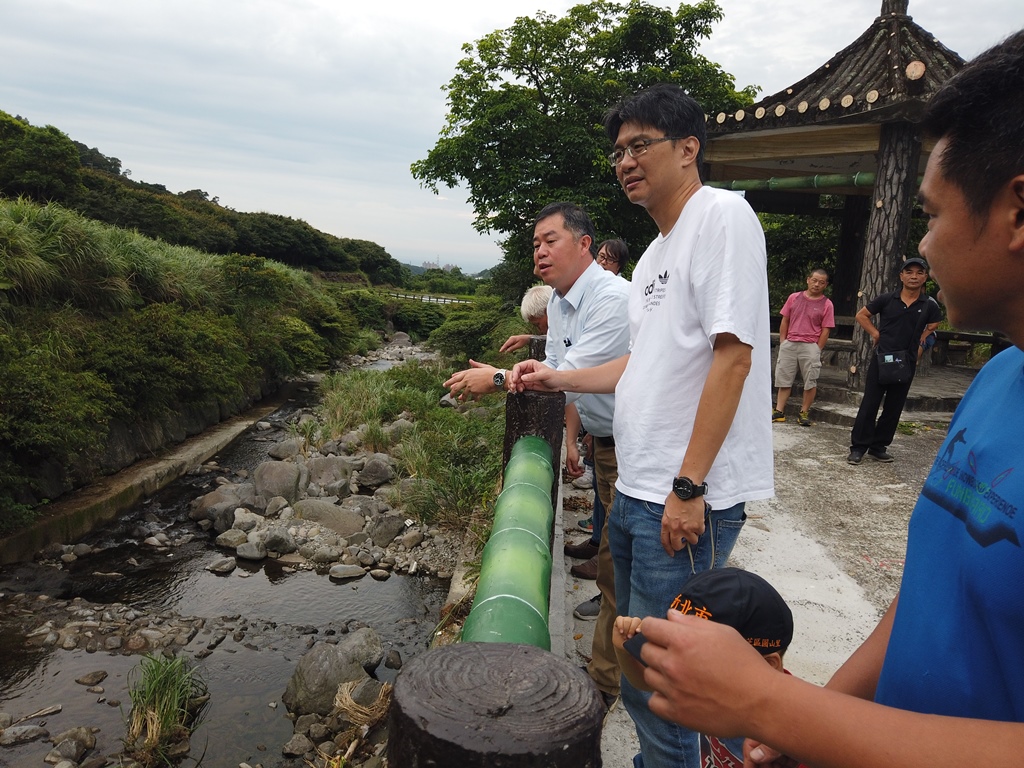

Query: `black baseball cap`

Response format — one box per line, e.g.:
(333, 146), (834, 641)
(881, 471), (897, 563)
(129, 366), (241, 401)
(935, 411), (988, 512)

(901, 257), (929, 272)
(667, 567), (793, 655)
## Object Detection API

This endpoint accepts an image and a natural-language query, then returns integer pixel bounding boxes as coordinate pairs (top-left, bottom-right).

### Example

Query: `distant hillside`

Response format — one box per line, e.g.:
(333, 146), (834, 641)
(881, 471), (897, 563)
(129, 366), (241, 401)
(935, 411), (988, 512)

(401, 262), (428, 276)
(0, 109), (404, 285)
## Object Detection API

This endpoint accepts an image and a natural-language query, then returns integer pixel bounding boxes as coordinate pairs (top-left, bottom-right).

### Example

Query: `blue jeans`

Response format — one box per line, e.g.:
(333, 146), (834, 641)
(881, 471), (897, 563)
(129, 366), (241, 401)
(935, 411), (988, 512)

(609, 493), (747, 768)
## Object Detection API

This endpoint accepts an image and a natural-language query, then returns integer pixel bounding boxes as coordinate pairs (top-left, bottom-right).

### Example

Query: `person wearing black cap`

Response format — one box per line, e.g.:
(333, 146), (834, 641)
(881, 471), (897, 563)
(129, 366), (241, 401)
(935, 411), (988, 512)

(613, 568), (798, 768)
(847, 257), (941, 464)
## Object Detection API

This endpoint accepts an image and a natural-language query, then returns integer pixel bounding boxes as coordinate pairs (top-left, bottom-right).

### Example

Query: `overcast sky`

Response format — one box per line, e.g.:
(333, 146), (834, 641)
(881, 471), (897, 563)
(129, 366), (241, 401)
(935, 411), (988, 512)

(1, 1), (1019, 273)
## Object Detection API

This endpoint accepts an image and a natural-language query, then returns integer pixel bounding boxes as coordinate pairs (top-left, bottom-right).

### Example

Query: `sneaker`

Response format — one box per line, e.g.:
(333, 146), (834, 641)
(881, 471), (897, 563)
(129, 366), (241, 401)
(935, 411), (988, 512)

(798, 411), (812, 426)
(771, 410), (786, 423)
(577, 516), (594, 533)
(572, 472), (594, 490)
(868, 448), (894, 462)
(573, 594), (602, 620)
(847, 449), (865, 465)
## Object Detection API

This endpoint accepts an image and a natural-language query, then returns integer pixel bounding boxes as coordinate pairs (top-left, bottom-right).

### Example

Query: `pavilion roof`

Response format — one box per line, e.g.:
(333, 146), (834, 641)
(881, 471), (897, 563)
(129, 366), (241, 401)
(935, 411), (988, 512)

(707, 0), (965, 137)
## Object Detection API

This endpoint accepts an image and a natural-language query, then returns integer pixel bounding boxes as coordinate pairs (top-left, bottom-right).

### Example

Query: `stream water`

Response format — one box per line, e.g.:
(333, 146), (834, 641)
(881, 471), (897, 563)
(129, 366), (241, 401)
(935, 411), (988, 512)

(0, 377), (447, 768)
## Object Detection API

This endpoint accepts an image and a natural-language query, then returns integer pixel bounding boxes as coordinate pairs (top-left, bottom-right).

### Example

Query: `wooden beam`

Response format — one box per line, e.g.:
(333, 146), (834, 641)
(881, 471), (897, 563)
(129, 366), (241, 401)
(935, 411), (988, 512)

(706, 125), (882, 163)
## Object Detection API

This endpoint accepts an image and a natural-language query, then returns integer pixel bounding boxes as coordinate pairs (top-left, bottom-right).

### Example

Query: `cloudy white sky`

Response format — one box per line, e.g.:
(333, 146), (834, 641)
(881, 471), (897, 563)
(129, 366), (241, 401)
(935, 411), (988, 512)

(1, 1), (1019, 272)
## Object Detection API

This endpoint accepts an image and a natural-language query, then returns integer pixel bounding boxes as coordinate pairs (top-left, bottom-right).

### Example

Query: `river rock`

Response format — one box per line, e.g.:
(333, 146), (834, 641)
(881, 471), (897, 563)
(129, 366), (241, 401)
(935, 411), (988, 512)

(304, 723), (329, 743)
(233, 508), (263, 532)
(385, 418), (414, 441)
(293, 500), (363, 538)
(0, 712), (12, 728)
(401, 530), (425, 549)
(206, 557), (237, 574)
(355, 458), (394, 489)
(0, 725), (49, 745)
(45, 737), (87, 763)
(52, 727), (97, 751)
(282, 733), (314, 756)
(367, 514), (406, 547)
(215, 529), (248, 549)
(368, 569), (390, 581)
(306, 457), (354, 498)
(189, 485), (243, 520)
(236, 542), (267, 561)
(205, 502), (239, 533)
(342, 495), (383, 517)
(350, 677), (386, 707)
(264, 526), (297, 554)
(75, 670), (108, 685)
(329, 564), (365, 580)
(254, 461), (301, 504)
(268, 439), (301, 460)
(71, 543), (94, 557)
(283, 642), (371, 715)
(340, 627), (385, 672)
(385, 650), (402, 670)
(265, 496), (290, 517)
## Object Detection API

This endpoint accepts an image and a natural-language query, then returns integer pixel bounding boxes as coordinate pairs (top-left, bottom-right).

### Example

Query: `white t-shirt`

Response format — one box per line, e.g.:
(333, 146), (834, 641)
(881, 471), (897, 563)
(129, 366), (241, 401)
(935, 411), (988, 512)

(614, 186), (774, 509)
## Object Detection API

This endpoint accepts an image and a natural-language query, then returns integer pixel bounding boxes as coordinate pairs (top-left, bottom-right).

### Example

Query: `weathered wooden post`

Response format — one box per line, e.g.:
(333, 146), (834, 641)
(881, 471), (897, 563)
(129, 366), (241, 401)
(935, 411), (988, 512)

(848, 119), (922, 391)
(502, 390), (564, 505)
(387, 643), (604, 767)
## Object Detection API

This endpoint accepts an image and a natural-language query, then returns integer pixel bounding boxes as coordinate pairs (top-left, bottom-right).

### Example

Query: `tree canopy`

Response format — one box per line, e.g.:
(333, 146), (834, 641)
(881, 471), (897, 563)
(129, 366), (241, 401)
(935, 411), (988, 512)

(412, 0), (756, 301)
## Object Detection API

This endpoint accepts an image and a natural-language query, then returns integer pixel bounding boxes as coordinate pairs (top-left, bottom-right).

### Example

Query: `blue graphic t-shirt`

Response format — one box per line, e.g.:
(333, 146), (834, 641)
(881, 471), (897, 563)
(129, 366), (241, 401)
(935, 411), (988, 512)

(876, 346), (1024, 721)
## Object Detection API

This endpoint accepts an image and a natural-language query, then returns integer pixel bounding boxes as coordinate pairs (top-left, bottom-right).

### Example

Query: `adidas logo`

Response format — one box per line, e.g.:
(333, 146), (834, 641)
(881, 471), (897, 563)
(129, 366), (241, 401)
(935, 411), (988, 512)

(658, 270), (669, 285)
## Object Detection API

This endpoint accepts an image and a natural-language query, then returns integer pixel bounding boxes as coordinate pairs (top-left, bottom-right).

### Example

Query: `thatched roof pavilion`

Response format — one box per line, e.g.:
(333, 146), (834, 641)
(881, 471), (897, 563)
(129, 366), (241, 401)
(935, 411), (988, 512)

(703, 0), (964, 384)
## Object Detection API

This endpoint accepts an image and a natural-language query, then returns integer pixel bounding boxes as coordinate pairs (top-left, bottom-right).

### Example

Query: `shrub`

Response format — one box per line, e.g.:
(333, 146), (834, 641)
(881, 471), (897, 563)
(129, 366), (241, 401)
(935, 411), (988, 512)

(427, 296), (509, 361)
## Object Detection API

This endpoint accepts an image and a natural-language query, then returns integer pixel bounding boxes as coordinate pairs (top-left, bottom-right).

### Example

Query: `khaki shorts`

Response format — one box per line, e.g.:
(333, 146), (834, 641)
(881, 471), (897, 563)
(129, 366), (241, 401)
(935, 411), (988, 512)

(775, 340), (823, 389)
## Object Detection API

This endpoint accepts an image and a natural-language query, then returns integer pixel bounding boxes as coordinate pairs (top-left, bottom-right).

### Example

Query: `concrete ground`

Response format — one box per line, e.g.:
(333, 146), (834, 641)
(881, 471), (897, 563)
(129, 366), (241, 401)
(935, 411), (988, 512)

(557, 410), (951, 764)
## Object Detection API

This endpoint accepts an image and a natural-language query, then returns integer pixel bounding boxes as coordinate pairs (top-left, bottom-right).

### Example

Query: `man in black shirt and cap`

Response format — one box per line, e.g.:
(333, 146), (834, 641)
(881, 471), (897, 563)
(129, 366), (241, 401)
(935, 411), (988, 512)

(848, 257), (942, 464)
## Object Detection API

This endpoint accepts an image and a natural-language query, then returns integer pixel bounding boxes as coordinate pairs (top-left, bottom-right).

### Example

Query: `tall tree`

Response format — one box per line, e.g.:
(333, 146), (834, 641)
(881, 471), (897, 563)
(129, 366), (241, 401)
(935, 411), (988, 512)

(0, 112), (82, 202)
(412, 0), (756, 300)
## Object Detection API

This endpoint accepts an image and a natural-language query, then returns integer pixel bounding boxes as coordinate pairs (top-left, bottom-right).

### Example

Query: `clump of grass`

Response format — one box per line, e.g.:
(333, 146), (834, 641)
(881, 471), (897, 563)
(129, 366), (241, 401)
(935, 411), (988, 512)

(123, 653), (210, 767)
(315, 361), (504, 527)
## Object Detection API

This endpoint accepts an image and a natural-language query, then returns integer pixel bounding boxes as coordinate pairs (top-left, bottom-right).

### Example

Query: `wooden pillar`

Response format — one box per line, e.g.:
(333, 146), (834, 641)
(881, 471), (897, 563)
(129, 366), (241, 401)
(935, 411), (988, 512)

(849, 121), (921, 390)
(832, 195), (871, 317)
(503, 391), (565, 509)
(388, 642), (604, 767)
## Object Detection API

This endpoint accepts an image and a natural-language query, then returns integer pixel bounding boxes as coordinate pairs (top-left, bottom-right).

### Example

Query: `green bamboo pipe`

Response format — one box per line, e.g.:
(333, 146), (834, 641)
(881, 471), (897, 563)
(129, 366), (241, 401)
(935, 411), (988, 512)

(461, 436), (556, 649)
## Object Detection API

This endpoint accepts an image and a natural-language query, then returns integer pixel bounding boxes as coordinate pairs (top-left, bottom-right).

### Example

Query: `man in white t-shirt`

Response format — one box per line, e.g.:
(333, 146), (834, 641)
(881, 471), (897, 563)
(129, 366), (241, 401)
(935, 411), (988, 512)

(512, 84), (773, 768)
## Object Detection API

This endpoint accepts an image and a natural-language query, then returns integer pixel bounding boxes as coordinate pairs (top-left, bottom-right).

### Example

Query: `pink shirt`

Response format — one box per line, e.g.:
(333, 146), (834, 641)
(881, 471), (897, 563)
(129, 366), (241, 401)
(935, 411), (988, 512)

(780, 291), (835, 344)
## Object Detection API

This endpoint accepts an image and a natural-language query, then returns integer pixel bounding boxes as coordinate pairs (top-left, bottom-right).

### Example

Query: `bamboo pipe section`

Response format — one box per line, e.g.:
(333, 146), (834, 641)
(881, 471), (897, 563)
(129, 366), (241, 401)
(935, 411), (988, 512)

(706, 172), (880, 191)
(461, 436), (555, 649)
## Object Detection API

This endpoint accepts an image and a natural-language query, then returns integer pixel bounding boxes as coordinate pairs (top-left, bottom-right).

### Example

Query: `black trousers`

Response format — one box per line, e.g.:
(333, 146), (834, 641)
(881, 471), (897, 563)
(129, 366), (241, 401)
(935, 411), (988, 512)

(850, 355), (914, 451)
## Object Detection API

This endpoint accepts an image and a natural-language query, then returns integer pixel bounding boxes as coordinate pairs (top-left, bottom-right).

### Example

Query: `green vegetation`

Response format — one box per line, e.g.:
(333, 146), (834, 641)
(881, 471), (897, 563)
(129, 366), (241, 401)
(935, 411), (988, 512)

(338, 289), (450, 343)
(317, 361), (504, 527)
(427, 295), (528, 365)
(403, 267), (480, 297)
(0, 197), (373, 532)
(0, 109), (405, 283)
(123, 654), (210, 767)
(412, 0), (755, 302)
